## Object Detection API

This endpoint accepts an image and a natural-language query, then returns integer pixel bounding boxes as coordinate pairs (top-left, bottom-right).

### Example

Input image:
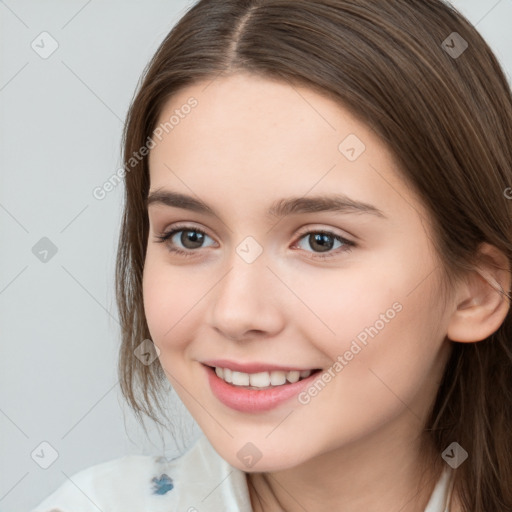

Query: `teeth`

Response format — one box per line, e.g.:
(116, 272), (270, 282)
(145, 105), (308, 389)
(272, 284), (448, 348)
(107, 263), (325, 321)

(213, 367), (313, 388)
(287, 370), (300, 383)
(231, 371), (250, 386)
(270, 370), (286, 385)
(249, 372), (270, 387)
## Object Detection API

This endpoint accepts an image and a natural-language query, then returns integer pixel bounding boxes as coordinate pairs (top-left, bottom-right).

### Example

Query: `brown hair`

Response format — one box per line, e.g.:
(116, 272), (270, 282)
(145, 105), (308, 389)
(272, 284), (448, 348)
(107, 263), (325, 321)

(116, 0), (512, 509)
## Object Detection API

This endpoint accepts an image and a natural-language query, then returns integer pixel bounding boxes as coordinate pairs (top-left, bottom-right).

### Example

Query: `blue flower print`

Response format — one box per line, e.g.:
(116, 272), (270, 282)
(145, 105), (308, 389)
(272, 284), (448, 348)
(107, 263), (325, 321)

(151, 473), (174, 495)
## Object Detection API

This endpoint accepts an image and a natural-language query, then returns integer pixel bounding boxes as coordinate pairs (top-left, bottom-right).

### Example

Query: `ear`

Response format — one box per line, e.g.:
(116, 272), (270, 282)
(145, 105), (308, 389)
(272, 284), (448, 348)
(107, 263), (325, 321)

(447, 243), (511, 343)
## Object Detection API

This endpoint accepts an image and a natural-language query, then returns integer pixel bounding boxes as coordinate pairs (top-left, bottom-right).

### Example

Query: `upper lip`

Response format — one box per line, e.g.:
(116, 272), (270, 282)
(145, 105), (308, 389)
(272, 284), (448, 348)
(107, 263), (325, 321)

(202, 359), (318, 374)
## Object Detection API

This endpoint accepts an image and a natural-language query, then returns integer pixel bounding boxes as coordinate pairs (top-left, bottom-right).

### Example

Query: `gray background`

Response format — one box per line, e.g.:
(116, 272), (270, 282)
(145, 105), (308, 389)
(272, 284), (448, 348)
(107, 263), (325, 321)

(1, 1), (511, 511)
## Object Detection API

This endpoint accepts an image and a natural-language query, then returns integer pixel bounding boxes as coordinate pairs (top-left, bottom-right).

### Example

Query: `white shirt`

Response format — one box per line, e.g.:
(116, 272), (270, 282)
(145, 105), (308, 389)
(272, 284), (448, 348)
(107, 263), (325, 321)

(32, 433), (454, 512)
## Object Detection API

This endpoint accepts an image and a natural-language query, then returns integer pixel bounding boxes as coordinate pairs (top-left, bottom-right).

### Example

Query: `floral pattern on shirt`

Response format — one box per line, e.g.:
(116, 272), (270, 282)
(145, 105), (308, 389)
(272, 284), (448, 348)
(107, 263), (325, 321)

(151, 474), (174, 495)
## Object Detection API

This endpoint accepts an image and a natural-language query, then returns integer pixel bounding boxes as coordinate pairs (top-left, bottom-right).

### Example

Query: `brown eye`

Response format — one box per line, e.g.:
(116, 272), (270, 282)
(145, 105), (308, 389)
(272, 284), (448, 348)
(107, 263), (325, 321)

(294, 230), (355, 259)
(306, 233), (336, 252)
(176, 229), (205, 249)
(154, 225), (215, 256)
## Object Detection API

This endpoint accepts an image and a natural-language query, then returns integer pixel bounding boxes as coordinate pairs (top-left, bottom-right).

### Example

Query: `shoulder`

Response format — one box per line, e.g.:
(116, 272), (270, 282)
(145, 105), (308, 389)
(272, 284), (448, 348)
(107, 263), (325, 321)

(30, 454), (161, 512)
(424, 466), (457, 512)
(31, 434), (252, 512)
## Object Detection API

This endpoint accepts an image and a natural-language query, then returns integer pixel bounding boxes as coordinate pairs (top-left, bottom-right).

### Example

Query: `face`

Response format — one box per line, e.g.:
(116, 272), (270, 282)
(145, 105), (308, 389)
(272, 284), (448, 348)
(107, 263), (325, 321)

(143, 72), (454, 472)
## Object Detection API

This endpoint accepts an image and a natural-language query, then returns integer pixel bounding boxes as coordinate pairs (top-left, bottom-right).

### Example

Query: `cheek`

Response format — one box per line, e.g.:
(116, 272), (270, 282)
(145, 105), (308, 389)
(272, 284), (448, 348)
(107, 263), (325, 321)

(288, 299), (444, 457)
(293, 247), (444, 402)
(288, 256), (410, 351)
(142, 254), (208, 356)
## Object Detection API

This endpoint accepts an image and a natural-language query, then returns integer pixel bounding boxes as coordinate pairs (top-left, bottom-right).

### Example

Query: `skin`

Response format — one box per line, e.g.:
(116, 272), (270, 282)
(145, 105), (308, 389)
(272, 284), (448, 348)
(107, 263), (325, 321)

(142, 72), (508, 511)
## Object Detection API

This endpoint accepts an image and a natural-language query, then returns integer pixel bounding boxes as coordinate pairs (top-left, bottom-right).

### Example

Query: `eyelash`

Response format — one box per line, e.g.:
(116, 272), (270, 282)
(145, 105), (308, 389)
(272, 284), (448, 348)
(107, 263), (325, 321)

(153, 224), (355, 260)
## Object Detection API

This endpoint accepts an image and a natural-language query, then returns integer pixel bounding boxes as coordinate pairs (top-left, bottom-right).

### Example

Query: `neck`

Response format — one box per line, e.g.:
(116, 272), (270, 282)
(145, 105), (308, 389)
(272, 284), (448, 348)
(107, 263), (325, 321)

(247, 417), (444, 512)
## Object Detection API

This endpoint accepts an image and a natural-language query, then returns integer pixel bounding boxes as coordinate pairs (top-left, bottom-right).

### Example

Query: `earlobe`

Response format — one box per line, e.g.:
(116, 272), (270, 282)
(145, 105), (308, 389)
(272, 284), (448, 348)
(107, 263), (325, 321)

(446, 243), (511, 343)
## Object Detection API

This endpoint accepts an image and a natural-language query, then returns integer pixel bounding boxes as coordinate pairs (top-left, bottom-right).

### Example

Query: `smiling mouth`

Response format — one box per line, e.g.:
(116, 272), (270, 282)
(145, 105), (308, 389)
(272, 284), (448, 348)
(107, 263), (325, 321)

(205, 365), (322, 390)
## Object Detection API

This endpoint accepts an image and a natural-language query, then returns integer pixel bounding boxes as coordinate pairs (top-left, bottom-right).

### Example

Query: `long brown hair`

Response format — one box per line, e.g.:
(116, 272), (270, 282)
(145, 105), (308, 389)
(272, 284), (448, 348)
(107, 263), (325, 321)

(116, 0), (512, 509)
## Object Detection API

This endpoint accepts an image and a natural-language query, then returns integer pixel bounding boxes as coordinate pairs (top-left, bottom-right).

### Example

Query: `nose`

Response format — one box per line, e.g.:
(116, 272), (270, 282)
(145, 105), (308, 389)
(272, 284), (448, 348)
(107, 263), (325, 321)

(207, 248), (286, 342)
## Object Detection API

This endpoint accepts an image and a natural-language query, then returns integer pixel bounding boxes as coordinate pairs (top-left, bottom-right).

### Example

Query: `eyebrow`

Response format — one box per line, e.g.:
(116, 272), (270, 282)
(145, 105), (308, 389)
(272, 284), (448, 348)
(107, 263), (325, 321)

(146, 189), (387, 219)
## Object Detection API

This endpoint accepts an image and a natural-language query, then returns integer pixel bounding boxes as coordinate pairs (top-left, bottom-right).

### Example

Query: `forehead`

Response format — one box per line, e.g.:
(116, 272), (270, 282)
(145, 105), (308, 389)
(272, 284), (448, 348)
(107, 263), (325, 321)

(147, 73), (427, 225)
(150, 72), (373, 165)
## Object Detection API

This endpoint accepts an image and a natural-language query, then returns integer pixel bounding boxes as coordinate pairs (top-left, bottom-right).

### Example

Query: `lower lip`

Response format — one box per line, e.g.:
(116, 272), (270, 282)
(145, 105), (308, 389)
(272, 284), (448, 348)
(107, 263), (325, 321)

(204, 364), (321, 413)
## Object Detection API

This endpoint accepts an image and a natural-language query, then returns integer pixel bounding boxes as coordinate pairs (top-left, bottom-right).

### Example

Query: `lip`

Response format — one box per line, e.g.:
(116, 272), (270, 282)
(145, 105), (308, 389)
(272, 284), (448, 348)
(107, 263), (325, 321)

(202, 359), (315, 374)
(203, 363), (322, 413)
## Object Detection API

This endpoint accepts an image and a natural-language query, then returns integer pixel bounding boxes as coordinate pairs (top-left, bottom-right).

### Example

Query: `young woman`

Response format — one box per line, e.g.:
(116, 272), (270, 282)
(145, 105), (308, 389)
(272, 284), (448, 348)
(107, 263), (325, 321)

(33, 0), (512, 511)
